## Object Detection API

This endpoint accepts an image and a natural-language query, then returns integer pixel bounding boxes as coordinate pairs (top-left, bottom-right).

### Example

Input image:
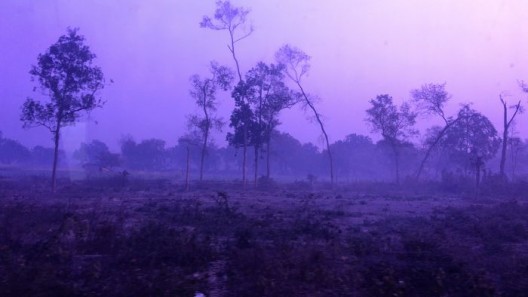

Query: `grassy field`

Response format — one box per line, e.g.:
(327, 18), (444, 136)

(1, 176), (528, 296)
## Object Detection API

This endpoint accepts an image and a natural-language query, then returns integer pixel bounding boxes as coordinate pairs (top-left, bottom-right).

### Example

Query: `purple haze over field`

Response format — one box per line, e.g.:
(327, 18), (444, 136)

(1, 0), (528, 152)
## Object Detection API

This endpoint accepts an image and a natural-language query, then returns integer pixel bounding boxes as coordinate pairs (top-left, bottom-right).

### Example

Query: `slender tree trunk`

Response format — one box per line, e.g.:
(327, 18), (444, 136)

(200, 131), (208, 182)
(242, 128), (247, 187)
(200, 96), (210, 181)
(266, 138), (271, 179)
(499, 102), (508, 177)
(228, 29), (247, 189)
(185, 145), (190, 191)
(390, 141), (400, 185)
(229, 30), (243, 83)
(415, 119), (458, 180)
(254, 145), (258, 187)
(475, 160), (482, 189)
(296, 82), (334, 184)
(51, 127), (61, 192)
(499, 98), (521, 178)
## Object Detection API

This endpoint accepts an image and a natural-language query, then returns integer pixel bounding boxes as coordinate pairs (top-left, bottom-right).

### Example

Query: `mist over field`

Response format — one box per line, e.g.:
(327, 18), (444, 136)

(2, 1), (528, 296)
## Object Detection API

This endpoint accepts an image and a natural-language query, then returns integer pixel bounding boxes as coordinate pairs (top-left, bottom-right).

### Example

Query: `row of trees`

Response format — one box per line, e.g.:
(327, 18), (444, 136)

(15, 2), (527, 190)
(192, 1), (527, 187)
(193, 2), (335, 187)
(365, 83), (525, 186)
(4, 129), (528, 186)
(0, 132), (65, 167)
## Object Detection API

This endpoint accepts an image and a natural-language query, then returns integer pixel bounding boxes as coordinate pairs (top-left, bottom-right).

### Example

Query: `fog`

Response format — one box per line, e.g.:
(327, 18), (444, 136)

(5, 2), (528, 296)
(2, 0), (528, 153)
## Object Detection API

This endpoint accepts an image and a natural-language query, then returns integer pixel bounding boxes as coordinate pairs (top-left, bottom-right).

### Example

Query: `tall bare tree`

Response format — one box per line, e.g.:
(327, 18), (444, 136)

(411, 83), (460, 180)
(20, 28), (105, 191)
(275, 44), (334, 184)
(498, 93), (522, 178)
(188, 61), (233, 181)
(201, 1), (253, 186)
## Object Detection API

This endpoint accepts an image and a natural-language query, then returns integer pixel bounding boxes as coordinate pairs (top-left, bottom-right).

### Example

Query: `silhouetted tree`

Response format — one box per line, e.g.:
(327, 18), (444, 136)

(275, 44), (334, 184)
(20, 28), (105, 191)
(498, 93), (522, 178)
(227, 85), (256, 180)
(366, 94), (416, 184)
(439, 105), (500, 187)
(232, 62), (297, 185)
(230, 72), (263, 186)
(330, 134), (380, 181)
(258, 65), (298, 179)
(411, 83), (460, 180)
(269, 131), (323, 177)
(188, 61), (234, 181)
(121, 137), (167, 171)
(201, 0), (253, 186)
(73, 140), (119, 168)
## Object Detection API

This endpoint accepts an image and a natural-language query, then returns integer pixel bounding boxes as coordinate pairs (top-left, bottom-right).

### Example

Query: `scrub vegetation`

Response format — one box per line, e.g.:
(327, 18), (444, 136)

(2, 1), (528, 296)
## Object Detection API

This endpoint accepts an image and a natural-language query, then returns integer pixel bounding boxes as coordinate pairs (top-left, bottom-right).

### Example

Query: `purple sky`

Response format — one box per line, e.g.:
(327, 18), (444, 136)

(1, 0), (528, 152)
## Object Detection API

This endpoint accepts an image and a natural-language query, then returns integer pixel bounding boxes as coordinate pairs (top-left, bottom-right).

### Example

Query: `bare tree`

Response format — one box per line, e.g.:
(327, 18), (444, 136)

(188, 61), (233, 181)
(275, 44), (334, 184)
(20, 28), (105, 191)
(177, 134), (200, 191)
(498, 93), (522, 178)
(411, 83), (460, 180)
(366, 94), (417, 184)
(201, 1), (253, 186)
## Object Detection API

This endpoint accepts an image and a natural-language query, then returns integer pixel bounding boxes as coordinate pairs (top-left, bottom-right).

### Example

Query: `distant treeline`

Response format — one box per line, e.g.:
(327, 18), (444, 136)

(2, 130), (528, 183)
(6, 6), (528, 189)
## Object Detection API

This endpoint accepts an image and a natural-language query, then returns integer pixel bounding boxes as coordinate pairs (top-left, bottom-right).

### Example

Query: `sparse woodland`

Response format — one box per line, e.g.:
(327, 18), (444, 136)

(2, 1), (528, 296)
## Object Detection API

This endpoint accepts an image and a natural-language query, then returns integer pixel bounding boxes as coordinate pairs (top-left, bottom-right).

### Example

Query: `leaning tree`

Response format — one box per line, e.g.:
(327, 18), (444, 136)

(188, 61), (234, 181)
(275, 44), (334, 184)
(201, 0), (253, 186)
(20, 28), (105, 191)
(411, 83), (460, 180)
(366, 94), (417, 184)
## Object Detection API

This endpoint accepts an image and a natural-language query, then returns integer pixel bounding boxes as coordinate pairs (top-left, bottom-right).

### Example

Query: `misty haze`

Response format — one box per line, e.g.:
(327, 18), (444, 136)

(1, 1), (528, 296)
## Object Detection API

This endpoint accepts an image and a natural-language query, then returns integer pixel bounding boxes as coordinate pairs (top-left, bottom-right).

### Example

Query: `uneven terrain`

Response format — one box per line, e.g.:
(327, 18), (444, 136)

(1, 177), (528, 296)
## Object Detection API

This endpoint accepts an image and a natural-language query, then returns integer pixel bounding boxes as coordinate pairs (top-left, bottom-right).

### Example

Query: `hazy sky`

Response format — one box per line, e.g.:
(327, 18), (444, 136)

(1, 0), (528, 152)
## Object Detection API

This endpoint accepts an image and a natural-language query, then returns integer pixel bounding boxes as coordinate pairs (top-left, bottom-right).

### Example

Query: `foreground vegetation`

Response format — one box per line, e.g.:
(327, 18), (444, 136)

(1, 177), (528, 296)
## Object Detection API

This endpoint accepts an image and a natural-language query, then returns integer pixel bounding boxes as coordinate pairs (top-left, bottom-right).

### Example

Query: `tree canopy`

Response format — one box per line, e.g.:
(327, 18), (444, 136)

(20, 28), (106, 191)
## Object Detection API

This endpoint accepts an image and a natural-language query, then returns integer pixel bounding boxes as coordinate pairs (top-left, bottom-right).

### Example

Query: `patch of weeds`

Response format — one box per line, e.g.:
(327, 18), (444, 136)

(226, 241), (355, 297)
(0, 205), (213, 297)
